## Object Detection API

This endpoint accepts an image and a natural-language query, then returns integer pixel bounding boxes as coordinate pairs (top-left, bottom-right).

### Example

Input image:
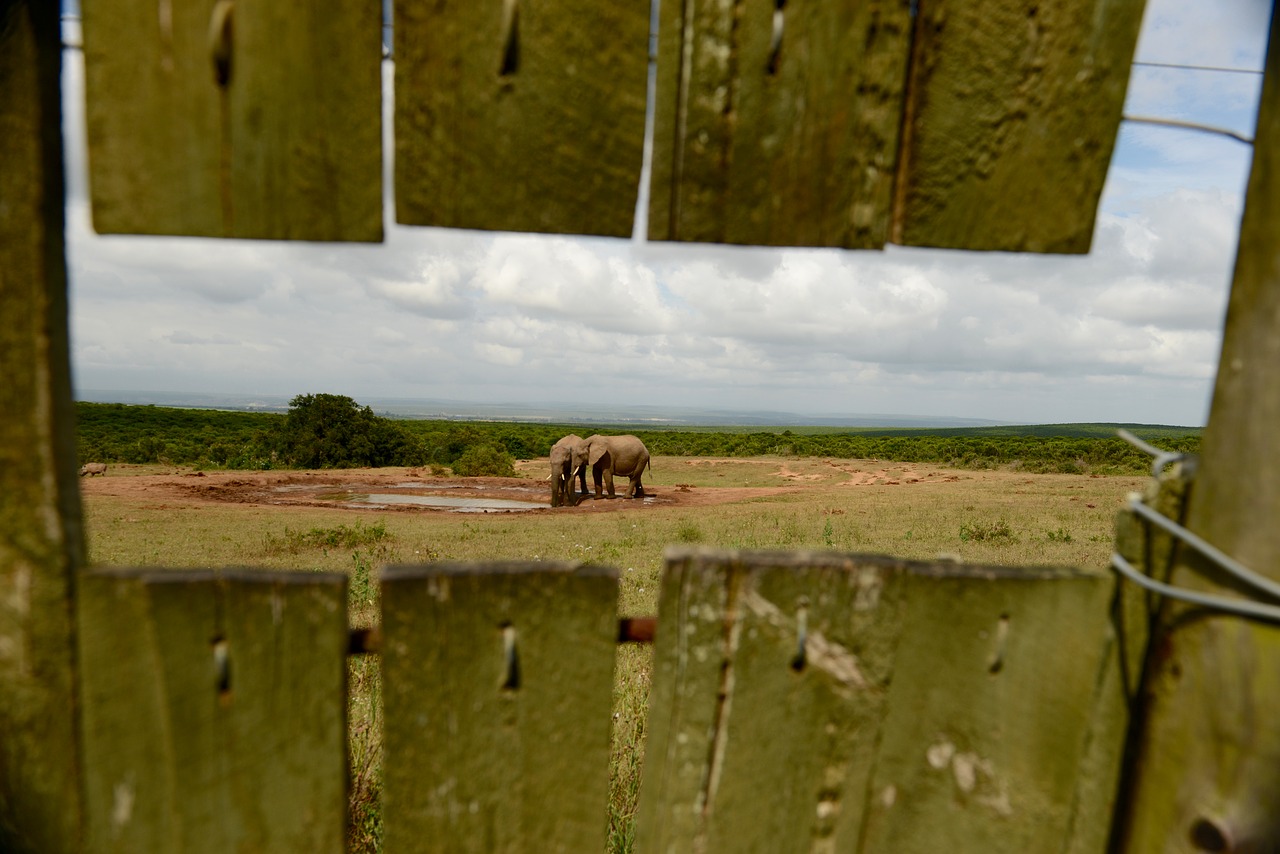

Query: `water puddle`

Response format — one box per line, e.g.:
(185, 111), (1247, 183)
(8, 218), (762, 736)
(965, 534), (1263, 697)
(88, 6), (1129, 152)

(341, 493), (546, 512)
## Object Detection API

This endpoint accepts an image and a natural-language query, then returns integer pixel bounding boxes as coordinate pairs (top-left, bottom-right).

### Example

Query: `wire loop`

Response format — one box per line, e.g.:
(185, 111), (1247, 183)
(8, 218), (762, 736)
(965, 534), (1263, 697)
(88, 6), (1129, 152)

(1110, 431), (1280, 623)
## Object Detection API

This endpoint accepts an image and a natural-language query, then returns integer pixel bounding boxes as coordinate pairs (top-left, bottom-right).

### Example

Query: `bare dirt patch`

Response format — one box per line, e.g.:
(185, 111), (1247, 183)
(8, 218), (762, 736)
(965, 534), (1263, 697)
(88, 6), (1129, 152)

(76, 458), (1036, 517)
(77, 464), (799, 515)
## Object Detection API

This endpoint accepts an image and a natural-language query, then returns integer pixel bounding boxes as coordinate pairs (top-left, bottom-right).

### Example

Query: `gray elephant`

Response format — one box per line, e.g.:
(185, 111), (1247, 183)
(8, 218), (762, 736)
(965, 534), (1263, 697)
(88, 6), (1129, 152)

(549, 434), (590, 507)
(572, 434), (651, 500)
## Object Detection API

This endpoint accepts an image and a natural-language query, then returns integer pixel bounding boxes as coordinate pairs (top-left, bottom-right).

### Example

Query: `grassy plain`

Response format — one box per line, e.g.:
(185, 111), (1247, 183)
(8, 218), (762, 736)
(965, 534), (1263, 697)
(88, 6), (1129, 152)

(80, 456), (1146, 851)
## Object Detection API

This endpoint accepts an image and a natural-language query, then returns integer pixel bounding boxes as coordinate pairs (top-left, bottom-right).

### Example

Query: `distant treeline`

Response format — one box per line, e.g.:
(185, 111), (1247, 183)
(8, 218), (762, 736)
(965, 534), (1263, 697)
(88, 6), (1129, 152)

(75, 398), (1200, 476)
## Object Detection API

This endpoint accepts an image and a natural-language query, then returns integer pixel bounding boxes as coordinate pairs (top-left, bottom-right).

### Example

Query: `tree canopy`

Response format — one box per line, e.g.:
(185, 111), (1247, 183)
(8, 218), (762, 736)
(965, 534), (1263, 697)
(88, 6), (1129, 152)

(276, 394), (413, 468)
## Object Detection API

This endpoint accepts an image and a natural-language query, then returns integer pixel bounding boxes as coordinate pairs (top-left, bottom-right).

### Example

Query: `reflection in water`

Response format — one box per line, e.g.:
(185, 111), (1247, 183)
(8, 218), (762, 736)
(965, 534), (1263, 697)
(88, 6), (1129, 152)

(346, 493), (546, 512)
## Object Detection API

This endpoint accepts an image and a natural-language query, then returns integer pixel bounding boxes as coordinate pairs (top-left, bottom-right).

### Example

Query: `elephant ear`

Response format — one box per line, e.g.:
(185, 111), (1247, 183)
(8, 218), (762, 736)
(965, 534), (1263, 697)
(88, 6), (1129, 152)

(588, 442), (609, 466)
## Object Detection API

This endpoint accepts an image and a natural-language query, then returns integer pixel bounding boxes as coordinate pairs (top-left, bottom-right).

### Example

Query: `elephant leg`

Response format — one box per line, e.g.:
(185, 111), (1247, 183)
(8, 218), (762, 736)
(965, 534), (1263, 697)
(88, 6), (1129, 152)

(593, 462), (605, 498)
(604, 468), (616, 498)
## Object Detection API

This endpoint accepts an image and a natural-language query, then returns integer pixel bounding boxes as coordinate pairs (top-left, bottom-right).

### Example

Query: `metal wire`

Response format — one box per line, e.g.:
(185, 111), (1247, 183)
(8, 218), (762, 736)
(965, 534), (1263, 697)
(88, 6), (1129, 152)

(1121, 115), (1254, 145)
(1110, 551), (1280, 624)
(1111, 430), (1280, 622)
(1116, 428), (1189, 477)
(1124, 496), (1280, 601)
(1133, 59), (1265, 75)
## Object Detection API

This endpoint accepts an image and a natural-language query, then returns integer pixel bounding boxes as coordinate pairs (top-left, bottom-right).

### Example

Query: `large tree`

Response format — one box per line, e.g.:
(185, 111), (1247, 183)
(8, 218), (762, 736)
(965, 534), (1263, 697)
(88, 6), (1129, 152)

(276, 393), (411, 468)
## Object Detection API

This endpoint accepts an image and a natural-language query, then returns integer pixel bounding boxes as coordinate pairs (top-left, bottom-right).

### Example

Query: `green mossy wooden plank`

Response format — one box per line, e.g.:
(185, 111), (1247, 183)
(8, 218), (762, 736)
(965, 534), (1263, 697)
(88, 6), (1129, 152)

(1118, 11), (1280, 848)
(648, 0), (912, 247)
(0, 3), (84, 850)
(636, 549), (909, 852)
(859, 565), (1122, 851)
(381, 562), (619, 853)
(78, 569), (349, 854)
(637, 549), (1127, 853)
(891, 0), (1145, 253)
(81, 0), (381, 241)
(395, 1), (648, 237)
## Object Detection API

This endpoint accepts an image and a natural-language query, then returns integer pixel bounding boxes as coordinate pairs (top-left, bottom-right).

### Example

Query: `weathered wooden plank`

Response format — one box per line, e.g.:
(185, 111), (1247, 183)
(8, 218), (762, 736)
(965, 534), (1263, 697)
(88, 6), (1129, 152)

(78, 569), (349, 854)
(381, 564), (615, 848)
(858, 565), (1122, 852)
(636, 549), (909, 851)
(82, 0), (381, 241)
(395, 0), (648, 237)
(648, 0), (912, 247)
(1117, 8), (1280, 848)
(381, 561), (619, 853)
(636, 548), (1127, 852)
(891, 0), (1145, 253)
(0, 3), (84, 850)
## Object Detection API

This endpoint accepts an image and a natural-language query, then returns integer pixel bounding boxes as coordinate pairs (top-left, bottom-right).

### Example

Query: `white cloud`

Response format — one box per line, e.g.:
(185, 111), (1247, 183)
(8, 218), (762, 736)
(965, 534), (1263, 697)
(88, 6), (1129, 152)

(366, 256), (471, 318)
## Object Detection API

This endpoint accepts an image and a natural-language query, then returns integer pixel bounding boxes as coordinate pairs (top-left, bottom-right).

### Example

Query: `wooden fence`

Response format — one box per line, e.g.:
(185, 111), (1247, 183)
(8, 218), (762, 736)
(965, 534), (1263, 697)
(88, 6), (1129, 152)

(3, 0), (1280, 850)
(73, 551), (1139, 853)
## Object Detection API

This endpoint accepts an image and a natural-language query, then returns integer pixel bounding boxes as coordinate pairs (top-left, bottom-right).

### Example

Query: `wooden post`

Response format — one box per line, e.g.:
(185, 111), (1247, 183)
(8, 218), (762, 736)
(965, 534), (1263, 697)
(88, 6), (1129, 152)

(1116, 8), (1280, 849)
(0, 3), (85, 851)
(636, 548), (1128, 852)
(381, 562), (619, 853)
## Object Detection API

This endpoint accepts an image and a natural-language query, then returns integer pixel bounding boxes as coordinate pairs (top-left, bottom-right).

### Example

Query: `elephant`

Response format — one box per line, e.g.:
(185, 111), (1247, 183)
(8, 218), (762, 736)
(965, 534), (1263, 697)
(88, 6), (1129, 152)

(572, 434), (651, 500)
(548, 434), (590, 507)
(79, 462), (108, 477)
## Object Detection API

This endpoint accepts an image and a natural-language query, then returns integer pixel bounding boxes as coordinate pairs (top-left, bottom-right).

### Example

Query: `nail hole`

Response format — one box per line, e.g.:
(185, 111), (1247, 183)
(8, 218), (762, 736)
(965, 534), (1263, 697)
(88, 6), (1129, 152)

(501, 623), (520, 691)
(209, 0), (234, 87)
(1189, 818), (1229, 852)
(988, 614), (1010, 675)
(499, 0), (520, 76)
(211, 636), (232, 699)
(790, 602), (808, 672)
(767, 0), (786, 75)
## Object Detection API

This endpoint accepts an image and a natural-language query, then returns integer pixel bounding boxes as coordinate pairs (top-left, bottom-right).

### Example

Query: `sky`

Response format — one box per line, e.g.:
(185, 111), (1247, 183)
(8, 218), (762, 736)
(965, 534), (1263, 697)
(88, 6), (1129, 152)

(60, 0), (1272, 426)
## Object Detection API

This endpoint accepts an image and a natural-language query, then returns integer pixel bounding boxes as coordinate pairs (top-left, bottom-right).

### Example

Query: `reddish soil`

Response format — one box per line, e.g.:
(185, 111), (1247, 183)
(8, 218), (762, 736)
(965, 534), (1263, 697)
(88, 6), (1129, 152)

(76, 464), (801, 515)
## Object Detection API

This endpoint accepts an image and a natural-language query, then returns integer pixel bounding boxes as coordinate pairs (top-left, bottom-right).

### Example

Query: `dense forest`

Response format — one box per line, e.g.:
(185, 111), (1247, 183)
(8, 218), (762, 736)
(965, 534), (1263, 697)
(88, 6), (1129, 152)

(74, 397), (1201, 476)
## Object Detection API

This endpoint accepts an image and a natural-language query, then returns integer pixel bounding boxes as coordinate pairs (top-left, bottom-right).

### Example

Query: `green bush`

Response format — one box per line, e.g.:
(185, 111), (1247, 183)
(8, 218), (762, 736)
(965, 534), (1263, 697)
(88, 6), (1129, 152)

(674, 522), (704, 543)
(261, 520), (392, 555)
(451, 444), (516, 477)
(959, 520), (1017, 543)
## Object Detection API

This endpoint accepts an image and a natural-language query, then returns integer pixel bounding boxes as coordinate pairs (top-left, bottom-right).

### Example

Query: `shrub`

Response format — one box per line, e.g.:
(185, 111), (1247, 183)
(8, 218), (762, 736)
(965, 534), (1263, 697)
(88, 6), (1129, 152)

(451, 444), (516, 477)
(262, 520), (391, 555)
(674, 522), (704, 543)
(959, 520), (1017, 543)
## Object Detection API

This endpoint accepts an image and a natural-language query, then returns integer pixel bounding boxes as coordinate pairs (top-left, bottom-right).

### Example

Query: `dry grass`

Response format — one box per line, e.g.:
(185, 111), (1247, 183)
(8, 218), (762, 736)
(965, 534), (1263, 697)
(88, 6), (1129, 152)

(80, 456), (1145, 852)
